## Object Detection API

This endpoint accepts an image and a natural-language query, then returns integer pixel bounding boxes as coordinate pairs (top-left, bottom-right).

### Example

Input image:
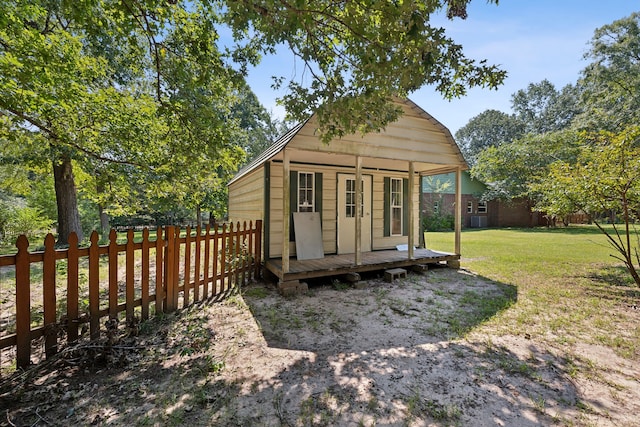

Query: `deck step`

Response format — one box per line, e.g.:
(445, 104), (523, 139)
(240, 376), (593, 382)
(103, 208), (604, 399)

(384, 268), (407, 282)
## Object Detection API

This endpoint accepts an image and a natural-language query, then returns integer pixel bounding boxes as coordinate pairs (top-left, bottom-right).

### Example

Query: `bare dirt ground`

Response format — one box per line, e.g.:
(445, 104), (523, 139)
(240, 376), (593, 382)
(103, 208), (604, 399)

(1, 266), (639, 426)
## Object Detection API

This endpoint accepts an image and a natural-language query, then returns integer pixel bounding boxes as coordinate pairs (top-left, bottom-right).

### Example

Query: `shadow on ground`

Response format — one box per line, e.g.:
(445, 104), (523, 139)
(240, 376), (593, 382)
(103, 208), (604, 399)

(2, 268), (611, 426)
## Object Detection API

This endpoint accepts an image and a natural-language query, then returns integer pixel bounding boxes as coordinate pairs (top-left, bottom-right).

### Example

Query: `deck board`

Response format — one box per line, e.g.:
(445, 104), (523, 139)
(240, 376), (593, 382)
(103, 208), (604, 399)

(265, 249), (459, 282)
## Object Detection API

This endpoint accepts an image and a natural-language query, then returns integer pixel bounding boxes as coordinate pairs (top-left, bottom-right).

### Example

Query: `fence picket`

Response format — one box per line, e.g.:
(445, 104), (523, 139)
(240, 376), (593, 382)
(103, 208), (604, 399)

(1, 221), (262, 370)
(108, 230), (118, 320)
(221, 223), (227, 292)
(155, 227), (164, 314)
(165, 226), (176, 312)
(141, 229), (150, 320)
(184, 226), (192, 307)
(173, 227), (180, 309)
(203, 224), (211, 299)
(234, 222), (241, 287)
(212, 224), (219, 296)
(247, 221), (253, 282)
(126, 230), (135, 321)
(193, 225), (201, 302)
(15, 235), (31, 368)
(67, 232), (79, 342)
(256, 220), (262, 279)
(43, 234), (57, 358)
(89, 232), (100, 339)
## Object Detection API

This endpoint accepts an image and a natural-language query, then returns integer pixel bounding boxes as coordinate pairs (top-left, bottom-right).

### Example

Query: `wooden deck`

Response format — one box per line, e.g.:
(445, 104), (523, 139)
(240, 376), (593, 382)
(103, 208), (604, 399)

(265, 249), (460, 282)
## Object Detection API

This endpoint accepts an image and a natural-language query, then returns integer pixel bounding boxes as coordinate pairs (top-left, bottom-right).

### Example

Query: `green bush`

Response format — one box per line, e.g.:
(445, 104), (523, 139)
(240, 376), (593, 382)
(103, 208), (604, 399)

(1, 206), (55, 244)
(422, 213), (455, 232)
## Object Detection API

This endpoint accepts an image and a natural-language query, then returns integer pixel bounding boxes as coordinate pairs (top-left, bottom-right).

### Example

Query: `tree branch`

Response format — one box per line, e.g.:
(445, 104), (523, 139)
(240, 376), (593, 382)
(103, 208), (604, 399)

(3, 107), (147, 168)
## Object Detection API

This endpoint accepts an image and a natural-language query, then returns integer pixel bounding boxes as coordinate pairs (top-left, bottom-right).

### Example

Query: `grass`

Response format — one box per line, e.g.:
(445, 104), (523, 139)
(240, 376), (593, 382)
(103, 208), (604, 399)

(427, 225), (640, 358)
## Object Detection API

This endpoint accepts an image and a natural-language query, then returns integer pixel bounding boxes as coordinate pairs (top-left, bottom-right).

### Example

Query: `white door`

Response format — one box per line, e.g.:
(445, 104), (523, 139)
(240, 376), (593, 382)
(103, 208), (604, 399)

(337, 174), (372, 254)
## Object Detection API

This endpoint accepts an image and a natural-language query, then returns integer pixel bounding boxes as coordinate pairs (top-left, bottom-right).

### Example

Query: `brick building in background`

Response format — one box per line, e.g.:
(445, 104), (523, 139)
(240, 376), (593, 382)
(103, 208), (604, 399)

(422, 171), (543, 228)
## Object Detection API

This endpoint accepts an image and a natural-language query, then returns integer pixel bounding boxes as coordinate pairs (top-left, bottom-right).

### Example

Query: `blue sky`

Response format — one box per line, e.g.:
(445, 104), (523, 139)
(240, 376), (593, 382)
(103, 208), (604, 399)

(244, 1), (639, 135)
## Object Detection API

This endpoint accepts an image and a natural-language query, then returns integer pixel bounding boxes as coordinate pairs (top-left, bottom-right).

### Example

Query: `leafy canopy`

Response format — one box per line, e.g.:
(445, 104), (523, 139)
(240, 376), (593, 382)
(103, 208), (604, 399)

(1, 0), (508, 242)
(222, 0), (507, 140)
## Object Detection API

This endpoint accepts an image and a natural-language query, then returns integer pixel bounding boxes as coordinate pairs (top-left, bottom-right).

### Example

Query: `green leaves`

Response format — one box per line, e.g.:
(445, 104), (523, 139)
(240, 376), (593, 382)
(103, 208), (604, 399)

(2, 0), (509, 237)
(579, 12), (640, 131)
(221, 0), (506, 140)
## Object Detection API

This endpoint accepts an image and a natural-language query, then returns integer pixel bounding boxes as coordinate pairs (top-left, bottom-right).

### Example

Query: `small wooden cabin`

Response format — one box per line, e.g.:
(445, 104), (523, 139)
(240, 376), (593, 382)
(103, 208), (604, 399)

(228, 98), (467, 286)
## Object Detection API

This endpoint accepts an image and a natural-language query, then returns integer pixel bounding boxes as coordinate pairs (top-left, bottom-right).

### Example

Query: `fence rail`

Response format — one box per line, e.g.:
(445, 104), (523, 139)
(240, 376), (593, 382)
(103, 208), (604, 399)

(0, 220), (262, 370)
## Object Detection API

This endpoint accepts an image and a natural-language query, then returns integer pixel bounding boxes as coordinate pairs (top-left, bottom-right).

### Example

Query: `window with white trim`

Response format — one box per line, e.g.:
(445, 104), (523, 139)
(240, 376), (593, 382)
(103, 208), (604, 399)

(467, 201), (473, 214)
(477, 201), (487, 214)
(391, 178), (403, 235)
(298, 172), (314, 212)
(433, 200), (440, 213)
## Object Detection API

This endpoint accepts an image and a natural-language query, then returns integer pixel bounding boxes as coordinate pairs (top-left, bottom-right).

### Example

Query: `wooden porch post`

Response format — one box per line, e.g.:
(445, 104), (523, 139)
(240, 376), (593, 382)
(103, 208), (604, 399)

(282, 149), (290, 274)
(408, 161), (415, 260)
(355, 155), (362, 266)
(455, 167), (462, 255)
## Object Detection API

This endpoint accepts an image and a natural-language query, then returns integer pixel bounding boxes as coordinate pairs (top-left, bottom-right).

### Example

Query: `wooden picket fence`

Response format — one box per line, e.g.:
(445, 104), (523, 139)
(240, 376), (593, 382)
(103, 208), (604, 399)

(0, 220), (262, 370)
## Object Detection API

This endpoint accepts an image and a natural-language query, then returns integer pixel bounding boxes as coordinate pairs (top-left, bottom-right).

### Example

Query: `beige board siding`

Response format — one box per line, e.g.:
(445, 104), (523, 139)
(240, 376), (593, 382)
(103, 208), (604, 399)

(269, 163), (338, 258)
(372, 172), (421, 250)
(268, 164), (284, 257)
(228, 167), (264, 223)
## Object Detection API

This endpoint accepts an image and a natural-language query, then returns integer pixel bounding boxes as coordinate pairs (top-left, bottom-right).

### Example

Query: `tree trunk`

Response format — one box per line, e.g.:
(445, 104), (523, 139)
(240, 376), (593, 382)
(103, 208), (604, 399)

(96, 183), (110, 240)
(99, 205), (110, 240)
(53, 155), (83, 245)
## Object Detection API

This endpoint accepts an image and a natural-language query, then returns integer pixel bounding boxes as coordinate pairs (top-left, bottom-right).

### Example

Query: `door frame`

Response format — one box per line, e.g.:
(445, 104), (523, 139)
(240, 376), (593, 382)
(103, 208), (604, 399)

(336, 173), (372, 254)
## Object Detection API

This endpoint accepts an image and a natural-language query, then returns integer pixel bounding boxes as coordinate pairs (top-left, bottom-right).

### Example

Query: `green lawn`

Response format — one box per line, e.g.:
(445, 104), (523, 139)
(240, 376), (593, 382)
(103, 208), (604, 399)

(427, 225), (640, 358)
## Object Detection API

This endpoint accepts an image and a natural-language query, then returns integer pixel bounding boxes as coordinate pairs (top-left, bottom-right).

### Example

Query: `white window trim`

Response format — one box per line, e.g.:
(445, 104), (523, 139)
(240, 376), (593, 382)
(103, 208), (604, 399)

(467, 201), (473, 214)
(390, 177), (403, 236)
(477, 201), (487, 214)
(298, 171), (314, 212)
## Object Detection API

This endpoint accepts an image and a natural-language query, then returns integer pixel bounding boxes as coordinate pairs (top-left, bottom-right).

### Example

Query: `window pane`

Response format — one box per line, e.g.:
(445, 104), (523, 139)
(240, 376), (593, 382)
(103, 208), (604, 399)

(345, 178), (355, 218)
(392, 207), (402, 235)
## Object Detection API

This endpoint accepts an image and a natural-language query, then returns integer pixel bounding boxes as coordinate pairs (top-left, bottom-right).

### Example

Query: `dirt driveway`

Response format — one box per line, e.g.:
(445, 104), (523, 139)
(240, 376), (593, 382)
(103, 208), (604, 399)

(2, 267), (639, 426)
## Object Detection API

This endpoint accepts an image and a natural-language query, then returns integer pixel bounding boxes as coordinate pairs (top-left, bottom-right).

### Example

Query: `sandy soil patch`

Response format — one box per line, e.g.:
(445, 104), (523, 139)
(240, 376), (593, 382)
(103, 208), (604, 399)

(2, 267), (639, 426)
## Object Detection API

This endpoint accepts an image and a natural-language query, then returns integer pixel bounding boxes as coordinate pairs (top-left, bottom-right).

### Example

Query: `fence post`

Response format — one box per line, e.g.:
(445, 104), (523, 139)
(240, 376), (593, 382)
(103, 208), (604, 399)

(164, 226), (178, 312)
(15, 235), (31, 369)
(43, 234), (57, 358)
(255, 220), (263, 279)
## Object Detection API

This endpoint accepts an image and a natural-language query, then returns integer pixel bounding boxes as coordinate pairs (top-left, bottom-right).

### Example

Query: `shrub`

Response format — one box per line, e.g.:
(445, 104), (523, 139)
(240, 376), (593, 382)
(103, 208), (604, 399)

(422, 212), (455, 231)
(2, 206), (55, 244)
